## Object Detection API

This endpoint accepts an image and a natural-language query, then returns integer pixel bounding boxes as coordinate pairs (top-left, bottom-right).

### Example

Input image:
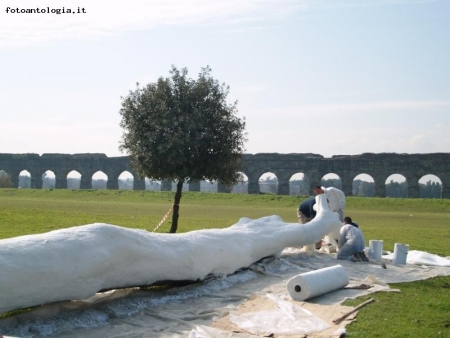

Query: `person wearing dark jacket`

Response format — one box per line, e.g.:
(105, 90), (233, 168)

(297, 197), (322, 250)
(297, 197), (317, 224)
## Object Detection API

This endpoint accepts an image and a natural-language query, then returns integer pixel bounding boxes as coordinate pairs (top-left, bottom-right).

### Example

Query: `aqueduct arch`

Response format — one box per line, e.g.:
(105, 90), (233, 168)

(1, 152), (449, 198)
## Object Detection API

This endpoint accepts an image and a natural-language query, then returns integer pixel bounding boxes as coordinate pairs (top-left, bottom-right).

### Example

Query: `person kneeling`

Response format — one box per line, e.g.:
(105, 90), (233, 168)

(337, 217), (368, 262)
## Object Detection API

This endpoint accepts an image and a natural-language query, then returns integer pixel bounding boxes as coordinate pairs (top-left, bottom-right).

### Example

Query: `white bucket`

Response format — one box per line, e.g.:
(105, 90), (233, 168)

(392, 243), (409, 265)
(368, 240), (383, 261)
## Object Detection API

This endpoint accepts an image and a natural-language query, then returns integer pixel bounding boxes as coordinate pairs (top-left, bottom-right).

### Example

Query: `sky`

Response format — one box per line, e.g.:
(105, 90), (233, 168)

(1, 0), (449, 160)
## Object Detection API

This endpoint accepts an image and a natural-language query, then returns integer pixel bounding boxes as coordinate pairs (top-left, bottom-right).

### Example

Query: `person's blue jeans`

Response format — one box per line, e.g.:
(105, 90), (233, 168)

(337, 243), (363, 261)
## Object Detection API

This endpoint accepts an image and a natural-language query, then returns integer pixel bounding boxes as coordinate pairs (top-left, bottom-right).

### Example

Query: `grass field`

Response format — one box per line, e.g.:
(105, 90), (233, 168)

(0, 189), (449, 337)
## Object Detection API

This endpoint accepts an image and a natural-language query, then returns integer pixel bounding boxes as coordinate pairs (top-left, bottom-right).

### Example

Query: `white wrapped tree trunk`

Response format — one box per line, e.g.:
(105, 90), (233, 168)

(0, 194), (341, 315)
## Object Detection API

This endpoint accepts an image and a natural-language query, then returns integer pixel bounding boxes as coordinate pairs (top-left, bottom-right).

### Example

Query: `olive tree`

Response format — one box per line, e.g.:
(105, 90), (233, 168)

(119, 66), (247, 233)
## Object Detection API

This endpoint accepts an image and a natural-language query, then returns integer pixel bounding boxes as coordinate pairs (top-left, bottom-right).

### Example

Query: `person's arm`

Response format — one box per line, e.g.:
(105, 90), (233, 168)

(329, 188), (345, 210)
(308, 200), (316, 218)
(310, 205), (317, 218)
(325, 188), (340, 211)
(338, 189), (346, 209)
(338, 226), (347, 249)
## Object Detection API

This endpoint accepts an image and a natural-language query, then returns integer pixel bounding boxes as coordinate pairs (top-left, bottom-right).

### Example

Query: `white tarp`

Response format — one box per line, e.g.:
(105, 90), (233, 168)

(2, 247), (450, 337)
(229, 294), (330, 335)
(384, 250), (450, 266)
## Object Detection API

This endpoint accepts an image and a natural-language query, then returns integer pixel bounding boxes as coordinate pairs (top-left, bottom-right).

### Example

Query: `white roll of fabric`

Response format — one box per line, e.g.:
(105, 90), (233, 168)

(287, 265), (349, 301)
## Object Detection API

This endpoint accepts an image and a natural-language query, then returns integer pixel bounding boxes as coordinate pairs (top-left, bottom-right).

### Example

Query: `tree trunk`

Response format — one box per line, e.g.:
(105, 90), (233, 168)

(169, 180), (183, 233)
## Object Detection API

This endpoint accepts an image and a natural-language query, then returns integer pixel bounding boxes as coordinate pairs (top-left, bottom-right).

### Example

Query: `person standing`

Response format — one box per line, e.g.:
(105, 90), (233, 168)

(337, 216), (368, 262)
(313, 185), (346, 222)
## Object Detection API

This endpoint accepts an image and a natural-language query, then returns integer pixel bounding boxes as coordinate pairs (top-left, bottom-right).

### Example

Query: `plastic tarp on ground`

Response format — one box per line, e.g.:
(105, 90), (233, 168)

(1, 247), (450, 338)
(384, 250), (450, 266)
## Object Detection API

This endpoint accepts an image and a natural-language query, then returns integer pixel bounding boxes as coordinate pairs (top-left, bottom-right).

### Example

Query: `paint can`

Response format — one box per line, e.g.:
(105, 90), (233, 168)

(392, 243), (409, 265)
(368, 240), (383, 261)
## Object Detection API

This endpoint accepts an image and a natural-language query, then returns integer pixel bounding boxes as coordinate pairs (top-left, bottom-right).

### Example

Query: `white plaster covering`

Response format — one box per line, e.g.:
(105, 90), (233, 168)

(0, 194), (342, 315)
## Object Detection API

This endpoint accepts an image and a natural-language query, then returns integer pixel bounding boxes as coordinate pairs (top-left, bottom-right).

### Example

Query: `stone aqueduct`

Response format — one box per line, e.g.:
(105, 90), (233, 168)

(1, 152), (449, 198)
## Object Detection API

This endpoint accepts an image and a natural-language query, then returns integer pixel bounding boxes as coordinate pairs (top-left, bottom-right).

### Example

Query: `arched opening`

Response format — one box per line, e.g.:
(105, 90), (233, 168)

(0, 170), (13, 188)
(418, 174), (442, 198)
(42, 170), (55, 189)
(385, 174), (408, 198)
(321, 173), (342, 190)
(67, 171), (81, 190)
(171, 181), (189, 192)
(231, 172), (248, 194)
(259, 172), (278, 194)
(145, 178), (162, 191)
(289, 173), (310, 196)
(353, 174), (375, 197)
(18, 170), (31, 189)
(92, 171), (108, 190)
(118, 171), (134, 190)
(200, 179), (218, 193)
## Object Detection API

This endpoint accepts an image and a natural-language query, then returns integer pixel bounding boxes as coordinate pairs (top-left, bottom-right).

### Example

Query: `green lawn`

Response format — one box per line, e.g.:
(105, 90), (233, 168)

(0, 189), (449, 336)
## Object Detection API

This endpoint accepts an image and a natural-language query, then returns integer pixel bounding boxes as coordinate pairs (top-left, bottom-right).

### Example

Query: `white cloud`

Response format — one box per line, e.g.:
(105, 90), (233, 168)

(1, 0), (431, 48)
(233, 84), (267, 93)
(241, 97), (450, 156)
(0, 0), (306, 47)
(0, 119), (122, 156)
(247, 100), (450, 117)
(408, 133), (425, 145)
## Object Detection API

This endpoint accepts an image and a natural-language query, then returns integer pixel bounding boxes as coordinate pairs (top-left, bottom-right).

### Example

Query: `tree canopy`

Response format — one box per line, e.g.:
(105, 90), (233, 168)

(119, 65), (247, 232)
